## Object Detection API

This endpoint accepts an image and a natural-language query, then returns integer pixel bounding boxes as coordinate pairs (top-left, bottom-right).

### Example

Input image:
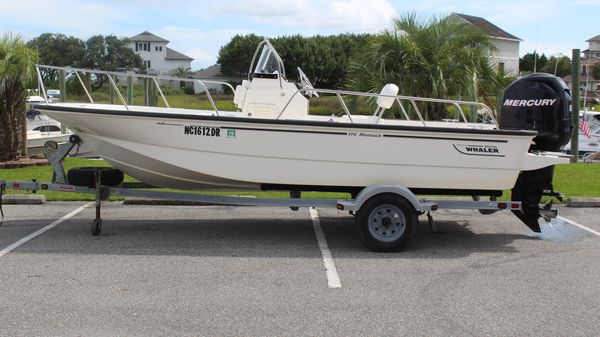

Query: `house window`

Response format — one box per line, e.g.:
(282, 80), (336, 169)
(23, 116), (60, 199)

(136, 43), (139, 52)
(155, 46), (159, 51)
(583, 65), (587, 75)
(144, 60), (151, 69)
(159, 46), (162, 51)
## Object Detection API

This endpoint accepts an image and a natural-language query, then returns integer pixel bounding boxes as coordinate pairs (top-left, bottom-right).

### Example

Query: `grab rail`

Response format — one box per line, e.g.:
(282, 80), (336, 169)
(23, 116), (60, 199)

(277, 87), (497, 127)
(34, 64), (236, 116)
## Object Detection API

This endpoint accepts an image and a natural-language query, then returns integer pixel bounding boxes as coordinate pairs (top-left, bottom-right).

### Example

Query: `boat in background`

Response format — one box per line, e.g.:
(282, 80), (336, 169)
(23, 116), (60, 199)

(562, 110), (600, 156)
(25, 95), (72, 157)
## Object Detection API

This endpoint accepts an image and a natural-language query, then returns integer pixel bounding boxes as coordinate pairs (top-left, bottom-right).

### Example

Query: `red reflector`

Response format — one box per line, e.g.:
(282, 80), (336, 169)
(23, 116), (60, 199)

(14, 183), (20, 188)
(498, 202), (507, 209)
(336, 204), (344, 210)
(41, 184), (49, 190)
(511, 203), (520, 209)
(431, 205), (439, 211)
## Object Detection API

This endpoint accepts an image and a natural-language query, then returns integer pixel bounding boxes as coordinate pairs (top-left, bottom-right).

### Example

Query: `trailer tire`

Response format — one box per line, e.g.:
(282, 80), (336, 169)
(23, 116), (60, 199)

(355, 194), (417, 252)
(68, 167), (124, 187)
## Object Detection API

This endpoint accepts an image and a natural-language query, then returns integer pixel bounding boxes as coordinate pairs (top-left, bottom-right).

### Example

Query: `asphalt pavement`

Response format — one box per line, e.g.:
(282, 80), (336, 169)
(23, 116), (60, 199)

(0, 202), (599, 336)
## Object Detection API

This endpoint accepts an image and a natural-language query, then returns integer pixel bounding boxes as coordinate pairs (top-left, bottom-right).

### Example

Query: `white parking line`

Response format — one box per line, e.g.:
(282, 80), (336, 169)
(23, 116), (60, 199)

(309, 207), (341, 288)
(0, 202), (92, 259)
(558, 216), (600, 237)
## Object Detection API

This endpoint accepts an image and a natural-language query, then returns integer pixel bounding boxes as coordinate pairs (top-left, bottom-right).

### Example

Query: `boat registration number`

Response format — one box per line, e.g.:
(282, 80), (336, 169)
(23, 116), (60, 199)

(184, 125), (221, 137)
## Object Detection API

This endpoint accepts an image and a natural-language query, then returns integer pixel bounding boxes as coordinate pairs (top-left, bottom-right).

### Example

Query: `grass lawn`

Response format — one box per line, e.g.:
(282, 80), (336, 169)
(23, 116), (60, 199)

(1, 158), (599, 202)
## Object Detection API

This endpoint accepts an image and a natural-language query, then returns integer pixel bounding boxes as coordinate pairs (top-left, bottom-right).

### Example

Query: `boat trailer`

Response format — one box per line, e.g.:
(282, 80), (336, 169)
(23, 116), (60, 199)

(0, 137), (559, 251)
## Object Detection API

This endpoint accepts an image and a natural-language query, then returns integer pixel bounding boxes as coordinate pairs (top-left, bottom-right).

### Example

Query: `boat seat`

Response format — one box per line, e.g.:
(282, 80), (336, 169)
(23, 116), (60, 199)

(375, 84), (399, 121)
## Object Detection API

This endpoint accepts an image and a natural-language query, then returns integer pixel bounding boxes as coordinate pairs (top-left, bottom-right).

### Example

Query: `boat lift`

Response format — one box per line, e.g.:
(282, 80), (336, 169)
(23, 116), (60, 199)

(0, 137), (558, 252)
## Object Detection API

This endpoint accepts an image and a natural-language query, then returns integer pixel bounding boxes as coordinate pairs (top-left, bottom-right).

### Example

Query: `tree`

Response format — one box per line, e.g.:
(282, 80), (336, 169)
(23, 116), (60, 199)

(27, 33), (85, 85)
(173, 66), (192, 88)
(540, 55), (571, 77)
(217, 34), (264, 77)
(347, 12), (499, 120)
(0, 33), (38, 161)
(519, 52), (547, 74)
(217, 33), (369, 88)
(82, 35), (142, 89)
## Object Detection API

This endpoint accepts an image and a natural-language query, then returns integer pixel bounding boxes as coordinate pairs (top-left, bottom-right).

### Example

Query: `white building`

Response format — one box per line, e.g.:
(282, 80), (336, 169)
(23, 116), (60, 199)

(564, 35), (600, 98)
(129, 31), (193, 75)
(452, 13), (521, 76)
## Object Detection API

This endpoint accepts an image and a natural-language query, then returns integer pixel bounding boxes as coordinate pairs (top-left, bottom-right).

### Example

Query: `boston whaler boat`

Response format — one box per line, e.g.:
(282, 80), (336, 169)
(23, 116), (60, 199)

(26, 40), (573, 250)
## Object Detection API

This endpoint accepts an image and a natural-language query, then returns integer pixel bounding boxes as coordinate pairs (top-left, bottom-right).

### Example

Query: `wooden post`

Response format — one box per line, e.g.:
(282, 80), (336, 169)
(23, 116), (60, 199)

(59, 69), (66, 102)
(570, 49), (580, 163)
(108, 75), (115, 104)
(143, 78), (149, 106)
(127, 76), (133, 105)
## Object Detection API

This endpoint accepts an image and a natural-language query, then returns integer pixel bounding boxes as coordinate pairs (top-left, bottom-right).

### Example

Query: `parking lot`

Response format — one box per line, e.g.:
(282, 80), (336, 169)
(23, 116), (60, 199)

(1, 202), (599, 336)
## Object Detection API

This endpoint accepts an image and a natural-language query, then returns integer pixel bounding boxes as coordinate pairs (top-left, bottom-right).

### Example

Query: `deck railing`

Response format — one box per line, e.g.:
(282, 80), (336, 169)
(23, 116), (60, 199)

(35, 65), (235, 116)
(35, 64), (497, 127)
(278, 87), (497, 127)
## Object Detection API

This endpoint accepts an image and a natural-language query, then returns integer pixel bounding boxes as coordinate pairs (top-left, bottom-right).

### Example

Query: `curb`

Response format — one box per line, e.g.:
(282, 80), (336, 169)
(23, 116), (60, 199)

(0, 159), (49, 169)
(2, 194), (47, 204)
(566, 198), (600, 207)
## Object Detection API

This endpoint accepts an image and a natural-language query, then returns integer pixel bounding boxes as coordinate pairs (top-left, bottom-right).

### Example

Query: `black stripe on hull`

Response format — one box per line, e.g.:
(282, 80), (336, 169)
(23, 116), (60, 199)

(38, 104), (537, 137)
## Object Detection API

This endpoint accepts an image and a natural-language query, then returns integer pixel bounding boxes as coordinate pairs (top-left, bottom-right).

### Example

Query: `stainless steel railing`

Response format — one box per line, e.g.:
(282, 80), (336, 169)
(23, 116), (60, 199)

(277, 87), (497, 127)
(35, 65), (235, 116)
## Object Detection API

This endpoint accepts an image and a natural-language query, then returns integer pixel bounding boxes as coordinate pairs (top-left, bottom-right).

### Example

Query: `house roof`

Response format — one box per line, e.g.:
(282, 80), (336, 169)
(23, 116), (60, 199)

(192, 64), (244, 80)
(587, 35), (600, 42)
(192, 64), (224, 78)
(130, 31), (169, 43)
(165, 47), (193, 61)
(452, 13), (522, 41)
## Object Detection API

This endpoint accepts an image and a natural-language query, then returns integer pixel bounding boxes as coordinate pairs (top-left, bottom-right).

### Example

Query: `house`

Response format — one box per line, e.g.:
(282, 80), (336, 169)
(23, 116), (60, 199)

(192, 64), (244, 95)
(563, 35), (600, 102)
(452, 13), (521, 75)
(129, 31), (193, 75)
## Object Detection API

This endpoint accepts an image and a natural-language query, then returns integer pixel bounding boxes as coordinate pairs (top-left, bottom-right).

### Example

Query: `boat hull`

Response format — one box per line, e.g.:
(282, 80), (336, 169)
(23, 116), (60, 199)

(40, 104), (563, 192)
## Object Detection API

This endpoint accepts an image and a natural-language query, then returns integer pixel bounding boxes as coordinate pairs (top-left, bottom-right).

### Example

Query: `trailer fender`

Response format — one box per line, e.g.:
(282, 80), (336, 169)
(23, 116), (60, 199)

(337, 185), (432, 213)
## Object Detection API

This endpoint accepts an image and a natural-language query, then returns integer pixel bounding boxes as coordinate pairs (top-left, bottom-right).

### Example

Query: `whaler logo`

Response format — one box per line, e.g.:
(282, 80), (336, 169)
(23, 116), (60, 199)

(453, 144), (504, 157)
(503, 99), (557, 107)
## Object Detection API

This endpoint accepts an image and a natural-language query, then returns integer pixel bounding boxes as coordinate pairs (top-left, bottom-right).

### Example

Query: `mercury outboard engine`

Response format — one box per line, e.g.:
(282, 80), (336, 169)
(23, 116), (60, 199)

(499, 73), (572, 232)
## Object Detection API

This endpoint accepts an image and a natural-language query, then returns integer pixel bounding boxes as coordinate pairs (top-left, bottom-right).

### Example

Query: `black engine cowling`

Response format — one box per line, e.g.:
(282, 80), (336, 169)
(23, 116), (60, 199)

(499, 73), (573, 232)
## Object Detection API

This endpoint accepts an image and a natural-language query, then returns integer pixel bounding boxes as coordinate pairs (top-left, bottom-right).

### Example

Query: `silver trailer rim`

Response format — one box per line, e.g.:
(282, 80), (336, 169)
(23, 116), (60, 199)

(367, 204), (407, 242)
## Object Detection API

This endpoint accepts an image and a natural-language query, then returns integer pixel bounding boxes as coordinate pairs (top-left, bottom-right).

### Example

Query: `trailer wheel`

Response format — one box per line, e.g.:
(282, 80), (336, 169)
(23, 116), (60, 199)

(355, 194), (417, 252)
(68, 167), (124, 187)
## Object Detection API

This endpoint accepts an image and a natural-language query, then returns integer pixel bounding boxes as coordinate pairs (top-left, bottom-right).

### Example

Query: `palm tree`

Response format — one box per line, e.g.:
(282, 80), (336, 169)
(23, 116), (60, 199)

(0, 33), (39, 161)
(173, 66), (192, 89)
(348, 12), (500, 120)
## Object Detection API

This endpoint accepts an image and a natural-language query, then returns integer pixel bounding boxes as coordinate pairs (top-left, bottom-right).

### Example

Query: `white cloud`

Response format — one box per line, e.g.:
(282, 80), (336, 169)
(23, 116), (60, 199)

(209, 0), (399, 33)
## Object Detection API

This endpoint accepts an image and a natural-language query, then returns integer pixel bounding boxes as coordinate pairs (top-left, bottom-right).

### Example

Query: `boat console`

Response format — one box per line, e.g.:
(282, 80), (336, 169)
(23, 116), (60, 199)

(233, 40), (309, 119)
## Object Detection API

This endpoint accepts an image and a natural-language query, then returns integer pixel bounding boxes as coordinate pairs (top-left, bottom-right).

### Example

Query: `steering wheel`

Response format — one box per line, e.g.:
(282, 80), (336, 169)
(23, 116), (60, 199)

(297, 67), (319, 98)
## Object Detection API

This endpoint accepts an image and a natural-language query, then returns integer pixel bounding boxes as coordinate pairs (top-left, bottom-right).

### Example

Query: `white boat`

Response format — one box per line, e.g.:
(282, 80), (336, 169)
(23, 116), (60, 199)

(34, 41), (570, 196)
(25, 95), (72, 157)
(563, 111), (600, 155)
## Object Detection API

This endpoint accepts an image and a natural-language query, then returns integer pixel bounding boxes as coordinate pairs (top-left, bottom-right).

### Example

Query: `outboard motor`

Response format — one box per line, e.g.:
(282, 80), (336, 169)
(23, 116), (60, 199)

(499, 73), (572, 232)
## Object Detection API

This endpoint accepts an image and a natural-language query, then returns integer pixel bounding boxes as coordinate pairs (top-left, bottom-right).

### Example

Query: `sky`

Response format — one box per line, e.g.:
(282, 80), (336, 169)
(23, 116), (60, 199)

(1, 0), (598, 70)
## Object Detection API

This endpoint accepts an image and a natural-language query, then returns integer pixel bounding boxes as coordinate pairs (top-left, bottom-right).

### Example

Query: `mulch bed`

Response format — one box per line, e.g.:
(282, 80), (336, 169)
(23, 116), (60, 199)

(0, 158), (49, 169)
